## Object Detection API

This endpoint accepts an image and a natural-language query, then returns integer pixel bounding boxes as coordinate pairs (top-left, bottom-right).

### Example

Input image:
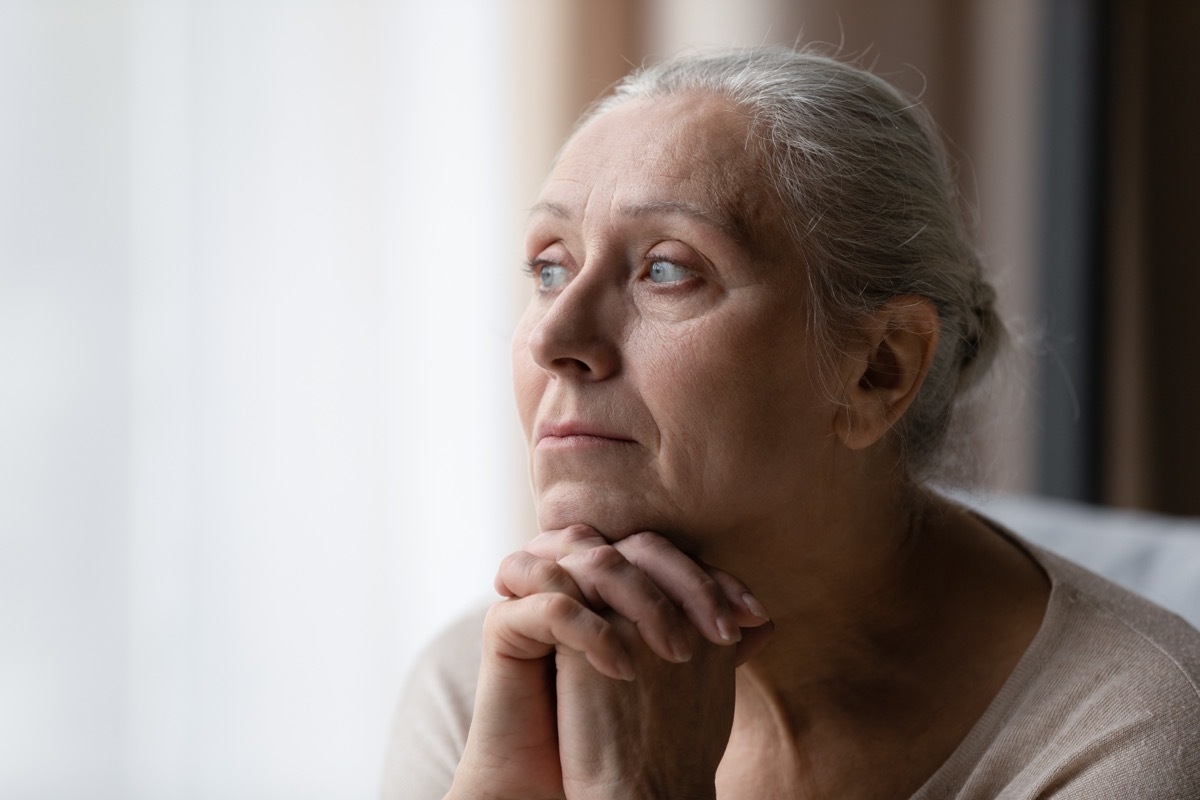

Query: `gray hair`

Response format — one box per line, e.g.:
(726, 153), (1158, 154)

(579, 47), (1003, 481)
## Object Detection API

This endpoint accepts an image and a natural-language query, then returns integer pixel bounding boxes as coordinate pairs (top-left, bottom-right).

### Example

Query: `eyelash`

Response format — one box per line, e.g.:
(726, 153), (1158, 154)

(521, 255), (696, 287)
(523, 257), (569, 293)
(644, 254), (695, 285)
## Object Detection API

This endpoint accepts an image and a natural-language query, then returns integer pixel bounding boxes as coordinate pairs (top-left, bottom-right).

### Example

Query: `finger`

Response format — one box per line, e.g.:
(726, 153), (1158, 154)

(733, 619), (775, 667)
(526, 526), (765, 658)
(494, 550), (585, 603)
(614, 531), (743, 646)
(484, 594), (634, 681)
(558, 543), (695, 664)
(526, 526), (695, 663)
(524, 524), (608, 561)
(704, 564), (772, 628)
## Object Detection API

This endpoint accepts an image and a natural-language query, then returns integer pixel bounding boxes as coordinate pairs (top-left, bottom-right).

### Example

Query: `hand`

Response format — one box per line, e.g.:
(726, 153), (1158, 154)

(448, 526), (771, 800)
(555, 608), (737, 800)
(520, 527), (771, 799)
(448, 587), (608, 800)
(511, 526), (772, 664)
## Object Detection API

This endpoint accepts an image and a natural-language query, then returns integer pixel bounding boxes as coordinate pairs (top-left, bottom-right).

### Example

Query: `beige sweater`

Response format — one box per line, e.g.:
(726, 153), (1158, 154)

(383, 540), (1200, 799)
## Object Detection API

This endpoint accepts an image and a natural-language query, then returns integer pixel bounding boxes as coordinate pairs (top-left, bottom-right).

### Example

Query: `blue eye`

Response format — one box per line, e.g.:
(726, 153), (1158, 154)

(538, 264), (569, 289)
(648, 260), (690, 284)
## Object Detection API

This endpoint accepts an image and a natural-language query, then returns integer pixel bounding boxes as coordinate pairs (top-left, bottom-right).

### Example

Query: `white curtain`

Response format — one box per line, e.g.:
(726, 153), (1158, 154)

(1, 1), (523, 797)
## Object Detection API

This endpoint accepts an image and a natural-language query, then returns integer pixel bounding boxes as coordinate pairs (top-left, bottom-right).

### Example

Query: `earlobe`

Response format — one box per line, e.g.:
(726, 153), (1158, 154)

(834, 297), (940, 451)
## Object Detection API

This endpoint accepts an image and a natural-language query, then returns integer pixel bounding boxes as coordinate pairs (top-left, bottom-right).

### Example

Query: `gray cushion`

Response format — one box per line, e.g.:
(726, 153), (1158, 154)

(956, 491), (1200, 629)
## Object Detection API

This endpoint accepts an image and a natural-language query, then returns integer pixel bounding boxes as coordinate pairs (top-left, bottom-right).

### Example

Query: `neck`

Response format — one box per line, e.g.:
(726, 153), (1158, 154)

(705, 478), (1047, 750)
(698, 466), (951, 722)
(700, 460), (1052, 798)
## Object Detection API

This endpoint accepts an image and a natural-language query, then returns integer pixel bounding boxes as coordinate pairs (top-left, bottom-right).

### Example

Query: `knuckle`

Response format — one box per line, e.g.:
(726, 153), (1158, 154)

(540, 591), (581, 622)
(559, 523), (599, 547)
(497, 550), (528, 575)
(594, 618), (622, 648)
(529, 556), (566, 588)
(708, 565), (746, 591)
(695, 573), (725, 607)
(614, 530), (671, 567)
(619, 529), (660, 553)
(577, 543), (624, 571)
(482, 599), (511, 634)
(525, 531), (554, 551)
(493, 551), (528, 594)
(647, 592), (680, 626)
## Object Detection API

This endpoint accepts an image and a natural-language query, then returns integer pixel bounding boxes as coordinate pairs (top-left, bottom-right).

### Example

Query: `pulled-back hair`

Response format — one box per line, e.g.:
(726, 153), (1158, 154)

(579, 47), (1003, 481)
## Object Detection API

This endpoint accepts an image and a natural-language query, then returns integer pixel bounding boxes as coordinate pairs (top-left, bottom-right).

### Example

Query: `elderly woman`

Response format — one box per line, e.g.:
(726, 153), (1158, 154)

(386, 49), (1200, 799)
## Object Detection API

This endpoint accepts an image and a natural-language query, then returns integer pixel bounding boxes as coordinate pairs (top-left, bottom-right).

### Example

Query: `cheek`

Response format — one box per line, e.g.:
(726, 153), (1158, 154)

(636, 311), (803, 394)
(634, 312), (827, 453)
(511, 315), (543, 437)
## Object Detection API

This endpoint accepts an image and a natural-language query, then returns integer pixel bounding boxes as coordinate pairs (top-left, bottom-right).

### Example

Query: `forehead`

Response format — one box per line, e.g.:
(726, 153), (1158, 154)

(538, 92), (775, 246)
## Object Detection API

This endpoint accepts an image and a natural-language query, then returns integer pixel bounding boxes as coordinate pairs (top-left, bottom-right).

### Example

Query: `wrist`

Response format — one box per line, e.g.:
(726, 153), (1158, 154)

(443, 779), (530, 800)
(446, 774), (567, 800)
(567, 778), (716, 800)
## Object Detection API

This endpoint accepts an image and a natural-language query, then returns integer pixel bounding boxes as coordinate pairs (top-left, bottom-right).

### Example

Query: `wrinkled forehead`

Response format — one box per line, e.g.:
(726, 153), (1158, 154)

(544, 91), (782, 251)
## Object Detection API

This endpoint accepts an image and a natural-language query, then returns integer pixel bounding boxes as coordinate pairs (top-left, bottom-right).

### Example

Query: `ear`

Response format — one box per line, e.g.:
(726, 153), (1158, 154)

(833, 296), (940, 451)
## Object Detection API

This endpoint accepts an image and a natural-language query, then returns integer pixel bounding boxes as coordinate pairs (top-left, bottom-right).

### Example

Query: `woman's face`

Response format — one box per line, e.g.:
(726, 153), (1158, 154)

(513, 92), (844, 552)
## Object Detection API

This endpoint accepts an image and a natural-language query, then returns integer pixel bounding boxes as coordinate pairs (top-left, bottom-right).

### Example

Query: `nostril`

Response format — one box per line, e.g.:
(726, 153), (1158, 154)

(525, 280), (621, 381)
(551, 356), (593, 375)
(529, 319), (619, 381)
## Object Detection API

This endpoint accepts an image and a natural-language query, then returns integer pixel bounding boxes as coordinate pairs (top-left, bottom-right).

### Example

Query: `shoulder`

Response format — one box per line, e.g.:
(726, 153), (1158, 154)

(1014, 547), (1200, 797)
(1034, 543), (1200, 703)
(381, 606), (487, 800)
(918, 536), (1200, 799)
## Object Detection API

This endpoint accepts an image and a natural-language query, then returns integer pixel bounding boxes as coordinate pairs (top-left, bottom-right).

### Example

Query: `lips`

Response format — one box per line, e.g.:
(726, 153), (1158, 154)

(535, 420), (636, 447)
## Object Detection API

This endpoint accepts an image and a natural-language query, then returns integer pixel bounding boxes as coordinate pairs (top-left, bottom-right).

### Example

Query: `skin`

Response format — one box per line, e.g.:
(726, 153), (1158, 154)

(448, 92), (1051, 799)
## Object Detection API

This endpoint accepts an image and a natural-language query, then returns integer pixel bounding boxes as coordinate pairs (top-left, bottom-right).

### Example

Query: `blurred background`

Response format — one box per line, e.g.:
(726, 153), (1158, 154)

(2, 0), (1196, 797)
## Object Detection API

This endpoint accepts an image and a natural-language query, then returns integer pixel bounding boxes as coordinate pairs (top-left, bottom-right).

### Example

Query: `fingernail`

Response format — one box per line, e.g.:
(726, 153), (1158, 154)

(742, 592), (770, 621)
(670, 631), (694, 663)
(716, 614), (742, 643)
(615, 652), (635, 681)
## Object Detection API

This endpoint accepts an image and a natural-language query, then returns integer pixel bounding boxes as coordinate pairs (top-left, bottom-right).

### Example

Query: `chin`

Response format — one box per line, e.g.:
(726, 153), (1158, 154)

(534, 483), (707, 552)
(534, 483), (658, 542)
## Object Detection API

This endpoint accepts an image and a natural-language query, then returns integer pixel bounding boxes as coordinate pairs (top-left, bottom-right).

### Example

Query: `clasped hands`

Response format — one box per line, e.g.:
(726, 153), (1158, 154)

(447, 525), (773, 800)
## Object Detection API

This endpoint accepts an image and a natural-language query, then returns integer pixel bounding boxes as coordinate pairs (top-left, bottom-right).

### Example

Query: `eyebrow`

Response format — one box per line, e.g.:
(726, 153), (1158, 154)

(623, 200), (749, 242)
(528, 199), (750, 243)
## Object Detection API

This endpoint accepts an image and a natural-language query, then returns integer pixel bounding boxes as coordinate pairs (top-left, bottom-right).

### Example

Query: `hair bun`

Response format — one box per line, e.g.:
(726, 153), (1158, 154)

(958, 281), (1002, 386)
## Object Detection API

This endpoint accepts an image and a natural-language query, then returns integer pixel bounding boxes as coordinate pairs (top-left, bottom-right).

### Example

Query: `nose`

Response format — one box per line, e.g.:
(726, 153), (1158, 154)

(525, 270), (621, 381)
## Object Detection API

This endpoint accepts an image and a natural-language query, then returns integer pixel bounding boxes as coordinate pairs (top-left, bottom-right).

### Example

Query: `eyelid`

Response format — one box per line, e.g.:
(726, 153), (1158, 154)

(525, 256), (573, 292)
(646, 254), (691, 267)
(643, 251), (699, 285)
(524, 255), (557, 273)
